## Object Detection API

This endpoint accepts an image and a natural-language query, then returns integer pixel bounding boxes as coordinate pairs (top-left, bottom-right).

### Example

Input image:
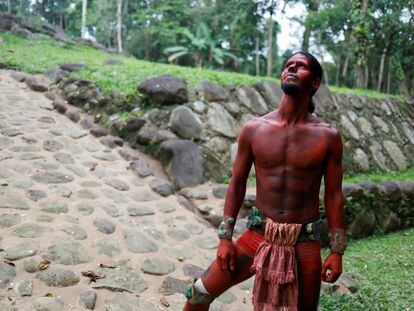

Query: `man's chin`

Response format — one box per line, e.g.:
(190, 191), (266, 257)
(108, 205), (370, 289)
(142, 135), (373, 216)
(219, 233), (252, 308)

(281, 83), (302, 96)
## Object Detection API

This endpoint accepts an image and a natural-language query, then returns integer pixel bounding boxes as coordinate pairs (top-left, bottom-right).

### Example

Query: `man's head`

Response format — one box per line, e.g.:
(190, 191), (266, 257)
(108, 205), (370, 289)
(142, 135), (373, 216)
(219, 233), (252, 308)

(280, 52), (322, 112)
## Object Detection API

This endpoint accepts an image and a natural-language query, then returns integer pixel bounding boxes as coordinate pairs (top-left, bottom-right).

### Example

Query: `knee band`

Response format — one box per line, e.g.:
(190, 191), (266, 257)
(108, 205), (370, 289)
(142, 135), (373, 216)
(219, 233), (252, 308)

(194, 279), (210, 295)
(184, 279), (214, 305)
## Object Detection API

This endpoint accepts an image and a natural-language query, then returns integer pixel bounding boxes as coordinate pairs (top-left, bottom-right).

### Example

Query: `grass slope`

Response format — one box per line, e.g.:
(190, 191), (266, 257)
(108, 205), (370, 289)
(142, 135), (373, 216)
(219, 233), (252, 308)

(0, 32), (404, 101)
(245, 168), (414, 187)
(320, 228), (414, 310)
(0, 32), (274, 93)
(344, 168), (414, 184)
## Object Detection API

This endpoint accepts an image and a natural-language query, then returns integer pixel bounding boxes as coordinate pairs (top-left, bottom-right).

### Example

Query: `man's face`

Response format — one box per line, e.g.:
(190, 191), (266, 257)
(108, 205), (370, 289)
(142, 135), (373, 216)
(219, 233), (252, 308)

(280, 54), (319, 96)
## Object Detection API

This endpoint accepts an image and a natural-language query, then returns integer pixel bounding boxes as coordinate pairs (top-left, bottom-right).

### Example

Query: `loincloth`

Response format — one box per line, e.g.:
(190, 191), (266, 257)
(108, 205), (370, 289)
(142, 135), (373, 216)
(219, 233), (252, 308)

(237, 209), (322, 311)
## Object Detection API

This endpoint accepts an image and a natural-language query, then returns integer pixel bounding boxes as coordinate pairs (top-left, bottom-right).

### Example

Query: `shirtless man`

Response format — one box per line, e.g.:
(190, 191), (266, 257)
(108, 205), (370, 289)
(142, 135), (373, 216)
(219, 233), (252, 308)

(183, 52), (346, 311)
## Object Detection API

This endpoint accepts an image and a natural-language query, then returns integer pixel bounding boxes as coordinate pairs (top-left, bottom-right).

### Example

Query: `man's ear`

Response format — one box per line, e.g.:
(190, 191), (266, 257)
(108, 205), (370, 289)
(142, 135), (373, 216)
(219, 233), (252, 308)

(312, 78), (321, 91)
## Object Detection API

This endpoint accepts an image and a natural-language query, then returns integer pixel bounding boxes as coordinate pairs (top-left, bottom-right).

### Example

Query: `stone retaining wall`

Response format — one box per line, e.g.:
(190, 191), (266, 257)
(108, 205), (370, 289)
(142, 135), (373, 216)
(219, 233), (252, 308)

(186, 180), (414, 243)
(50, 74), (414, 188)
(8, 69), (414, 242)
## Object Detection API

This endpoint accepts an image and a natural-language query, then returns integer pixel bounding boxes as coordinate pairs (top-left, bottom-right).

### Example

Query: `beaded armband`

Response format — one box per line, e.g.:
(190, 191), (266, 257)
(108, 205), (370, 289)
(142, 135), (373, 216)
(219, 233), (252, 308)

(328, 228), (347, 255)
(217, 216), (235, 240)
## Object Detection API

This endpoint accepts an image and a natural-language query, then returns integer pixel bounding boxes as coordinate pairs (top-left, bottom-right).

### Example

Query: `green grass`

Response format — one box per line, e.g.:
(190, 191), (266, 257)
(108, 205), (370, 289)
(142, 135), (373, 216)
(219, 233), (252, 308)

(329, 85), (405, 101)
(0, 32), (275, 94)
(344, 168), (414, 184)
(0, 32), (405, 101)
(319, 228), (414, 310)
(242, 168), (414, 187)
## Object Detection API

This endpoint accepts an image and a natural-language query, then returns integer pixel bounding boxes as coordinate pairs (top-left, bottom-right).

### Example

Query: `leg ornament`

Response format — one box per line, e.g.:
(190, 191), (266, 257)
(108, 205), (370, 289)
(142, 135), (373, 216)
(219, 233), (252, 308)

(184, 279), (214, 305)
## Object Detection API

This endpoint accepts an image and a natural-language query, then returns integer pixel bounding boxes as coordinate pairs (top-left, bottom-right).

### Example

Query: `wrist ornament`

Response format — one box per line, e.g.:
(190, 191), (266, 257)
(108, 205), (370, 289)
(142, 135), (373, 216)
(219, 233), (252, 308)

(217, 216), (235, 240)
(328, 228), (347, 255)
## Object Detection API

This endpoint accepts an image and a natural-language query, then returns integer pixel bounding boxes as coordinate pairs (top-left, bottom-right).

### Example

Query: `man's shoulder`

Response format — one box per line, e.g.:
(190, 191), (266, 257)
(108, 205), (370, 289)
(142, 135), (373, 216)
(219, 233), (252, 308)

(241, 115), (268, 131)
(243, 111), (279, 128)
(308, 115), (341, 137)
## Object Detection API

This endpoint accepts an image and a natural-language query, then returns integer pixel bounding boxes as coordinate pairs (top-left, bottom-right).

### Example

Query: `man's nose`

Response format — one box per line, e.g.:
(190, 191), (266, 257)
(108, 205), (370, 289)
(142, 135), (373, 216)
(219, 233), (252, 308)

(287, 63), (297, 72)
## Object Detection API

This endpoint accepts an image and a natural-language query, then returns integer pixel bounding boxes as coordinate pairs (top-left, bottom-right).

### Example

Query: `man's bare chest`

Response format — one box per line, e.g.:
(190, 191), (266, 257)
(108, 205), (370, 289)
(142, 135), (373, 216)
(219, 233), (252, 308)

(251, 126), (328, 169)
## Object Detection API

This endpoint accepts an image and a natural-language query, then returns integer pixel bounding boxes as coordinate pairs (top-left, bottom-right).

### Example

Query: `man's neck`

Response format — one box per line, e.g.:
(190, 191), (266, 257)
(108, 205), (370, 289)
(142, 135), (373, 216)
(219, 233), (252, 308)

(277, 93), (311, 125)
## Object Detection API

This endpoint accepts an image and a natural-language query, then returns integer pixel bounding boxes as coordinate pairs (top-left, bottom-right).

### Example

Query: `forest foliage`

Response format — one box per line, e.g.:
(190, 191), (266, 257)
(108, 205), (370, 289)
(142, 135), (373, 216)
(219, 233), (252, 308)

(2, 0), (413, 97)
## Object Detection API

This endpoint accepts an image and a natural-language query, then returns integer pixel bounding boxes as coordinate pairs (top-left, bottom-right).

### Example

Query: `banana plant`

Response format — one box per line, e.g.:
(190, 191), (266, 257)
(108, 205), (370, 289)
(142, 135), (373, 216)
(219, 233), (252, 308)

(164, 22), (238, 68)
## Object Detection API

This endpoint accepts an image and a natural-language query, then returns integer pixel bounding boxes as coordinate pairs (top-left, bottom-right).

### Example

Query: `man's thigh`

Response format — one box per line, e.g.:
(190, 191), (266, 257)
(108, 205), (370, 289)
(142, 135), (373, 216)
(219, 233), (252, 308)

(296, 241), (322, 311)
(201, 242), (255, 297)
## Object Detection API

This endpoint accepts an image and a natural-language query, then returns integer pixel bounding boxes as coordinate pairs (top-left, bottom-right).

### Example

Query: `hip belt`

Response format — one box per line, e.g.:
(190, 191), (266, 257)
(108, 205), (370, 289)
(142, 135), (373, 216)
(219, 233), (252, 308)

(247, 207), (323, 242)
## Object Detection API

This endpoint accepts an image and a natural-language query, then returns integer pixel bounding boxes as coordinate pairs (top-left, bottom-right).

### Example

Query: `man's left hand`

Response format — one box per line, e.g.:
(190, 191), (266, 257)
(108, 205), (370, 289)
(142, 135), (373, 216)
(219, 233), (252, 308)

(321, 252), (342, 283)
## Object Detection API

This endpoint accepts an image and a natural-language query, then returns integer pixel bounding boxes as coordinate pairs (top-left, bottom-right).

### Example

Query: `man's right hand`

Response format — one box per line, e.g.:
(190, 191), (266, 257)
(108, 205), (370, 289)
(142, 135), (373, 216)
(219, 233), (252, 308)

(216, 239), (236, 273)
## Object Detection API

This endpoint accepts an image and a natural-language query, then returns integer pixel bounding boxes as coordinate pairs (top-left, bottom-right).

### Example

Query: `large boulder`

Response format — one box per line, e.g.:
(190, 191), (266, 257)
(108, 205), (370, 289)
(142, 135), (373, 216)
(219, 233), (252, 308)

(379, 181), (402, 202)
(58, 78), (101, 108)
(237, 86), (268, 115)
(25, 76), (48, 92)
(383, 212), (401, 233)
(137, 123), (177, 145)
(397, 180), (414, 197)
(59, 63), (88, 72)
(0, 14), (14, 31)
(160, 139), (204, 189)
(253, 80), (283, 109)
(169, 106), (203, 139)
(194, 80), (229, 102)
(137, 75), (188, 105)
(342, 183), (364, 201)
(207, 102), (238, 138)
(313, 83), (338, 112)
(11, 25), (34, 39)
(44, 67), (70, 82)
(348, 208), (377, 239)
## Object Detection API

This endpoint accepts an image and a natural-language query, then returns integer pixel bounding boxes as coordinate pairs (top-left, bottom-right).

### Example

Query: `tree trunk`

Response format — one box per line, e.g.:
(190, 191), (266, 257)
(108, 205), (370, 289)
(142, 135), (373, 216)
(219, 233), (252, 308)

(354, 0), (369, 88)
(356, 65), (365, 88)
(117, 0), (123, 53)
(370, 67), (377, 91)
(364, 65), (369, 89)
(386, 59), (391, 94)
(377, 48), (386, 92)
(335, 56), (341, 86)
(81, 0), (88, 39)
(301, 0), (320, 52)
(255, 36), (260, 76)
(124, 0), (128, 14)
(302, 23), (312, 52)
(145, 32), (151, 60)
(266, 3), (274, 77)
(391, 55), (410, 97)
(7, 0), (10, 13)
(396, 79), (410, 97)
(195, 53), (203, 68)
(341, 56), (349, 86)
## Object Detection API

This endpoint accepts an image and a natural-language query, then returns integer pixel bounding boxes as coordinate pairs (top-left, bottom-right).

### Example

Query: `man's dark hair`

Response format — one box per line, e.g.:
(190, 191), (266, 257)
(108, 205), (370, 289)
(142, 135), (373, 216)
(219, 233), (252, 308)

(282, 51), (323, 113)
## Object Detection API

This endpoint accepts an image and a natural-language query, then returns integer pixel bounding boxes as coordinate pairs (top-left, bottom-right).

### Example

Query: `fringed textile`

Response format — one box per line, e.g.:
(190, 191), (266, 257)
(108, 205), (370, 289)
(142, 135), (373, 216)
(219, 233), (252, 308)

(251, 219), (302, 311)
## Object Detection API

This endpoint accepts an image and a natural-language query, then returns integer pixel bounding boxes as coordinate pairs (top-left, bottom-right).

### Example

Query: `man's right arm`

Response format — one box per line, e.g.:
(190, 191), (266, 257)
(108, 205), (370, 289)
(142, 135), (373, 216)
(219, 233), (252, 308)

(217, 122), (255, 272)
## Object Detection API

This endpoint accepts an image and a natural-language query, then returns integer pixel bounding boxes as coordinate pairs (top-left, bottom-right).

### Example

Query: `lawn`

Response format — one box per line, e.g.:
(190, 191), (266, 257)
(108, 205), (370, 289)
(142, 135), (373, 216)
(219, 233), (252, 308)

(343, 168), (414, 184)
(244, 168), (414, 187)
(0, 32), (405, 101)
(319, 228), (414, 310)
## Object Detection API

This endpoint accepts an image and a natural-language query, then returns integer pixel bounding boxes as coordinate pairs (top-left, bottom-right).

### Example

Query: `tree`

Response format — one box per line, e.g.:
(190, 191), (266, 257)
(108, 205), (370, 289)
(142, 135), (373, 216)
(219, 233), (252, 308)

(81, 0), (88, 39)
(117, 0), (122, 53)
(164, 23), (237, 68)
(266, 0), (275, 77)
(301, 0), (321, 52)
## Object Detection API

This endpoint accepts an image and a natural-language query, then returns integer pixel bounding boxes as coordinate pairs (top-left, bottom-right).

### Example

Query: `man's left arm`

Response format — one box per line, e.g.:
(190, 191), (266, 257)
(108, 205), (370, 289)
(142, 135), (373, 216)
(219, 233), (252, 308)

(322, 129), (345, 283)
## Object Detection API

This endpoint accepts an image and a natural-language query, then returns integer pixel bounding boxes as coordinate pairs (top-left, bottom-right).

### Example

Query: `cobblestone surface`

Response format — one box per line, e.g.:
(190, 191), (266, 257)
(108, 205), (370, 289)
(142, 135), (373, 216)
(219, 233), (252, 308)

(0, 71), (253, 310)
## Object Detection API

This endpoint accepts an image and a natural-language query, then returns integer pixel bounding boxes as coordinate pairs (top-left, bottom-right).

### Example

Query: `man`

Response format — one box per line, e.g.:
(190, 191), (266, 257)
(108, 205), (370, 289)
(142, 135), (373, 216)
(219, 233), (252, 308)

(183, 52), (346, 311)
